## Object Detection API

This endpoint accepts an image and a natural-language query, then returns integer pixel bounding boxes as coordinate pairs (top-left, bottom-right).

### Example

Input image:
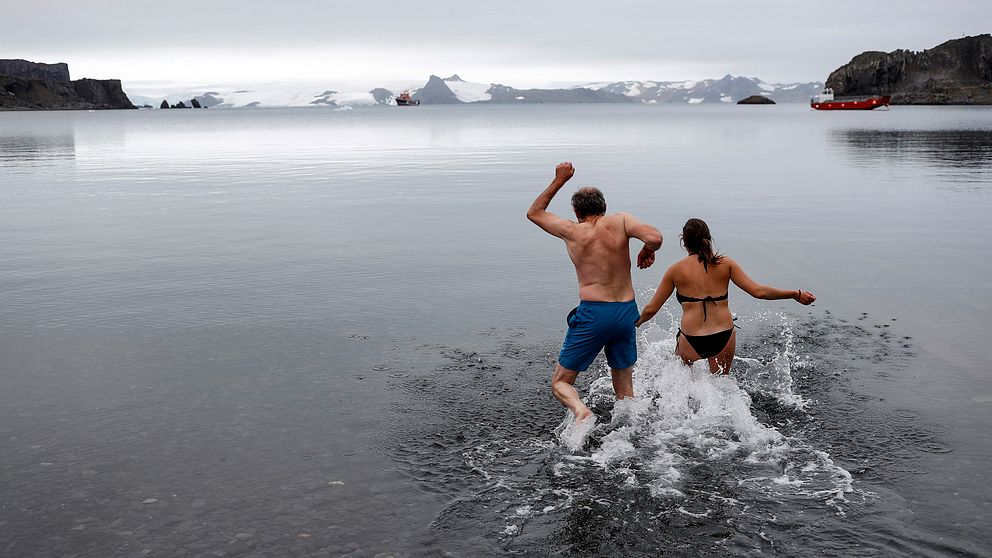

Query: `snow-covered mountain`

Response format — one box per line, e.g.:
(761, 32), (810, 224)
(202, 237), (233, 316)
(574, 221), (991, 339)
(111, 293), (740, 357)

(578, 75), (823, 104)
(124, 74), (822, 108)
(416, 74), (821, 104)
(435, 74), (493, 103)
(124, 82), (406, 109)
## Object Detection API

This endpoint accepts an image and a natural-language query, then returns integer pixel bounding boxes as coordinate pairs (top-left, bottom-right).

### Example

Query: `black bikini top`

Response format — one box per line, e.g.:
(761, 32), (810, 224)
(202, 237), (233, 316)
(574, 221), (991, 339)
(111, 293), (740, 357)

(675, 291), (728, 321)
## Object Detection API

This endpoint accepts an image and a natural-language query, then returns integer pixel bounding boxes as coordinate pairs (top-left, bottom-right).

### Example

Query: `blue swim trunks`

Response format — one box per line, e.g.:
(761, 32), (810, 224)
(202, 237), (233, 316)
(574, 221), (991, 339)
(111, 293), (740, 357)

(558, 300), (639, 372)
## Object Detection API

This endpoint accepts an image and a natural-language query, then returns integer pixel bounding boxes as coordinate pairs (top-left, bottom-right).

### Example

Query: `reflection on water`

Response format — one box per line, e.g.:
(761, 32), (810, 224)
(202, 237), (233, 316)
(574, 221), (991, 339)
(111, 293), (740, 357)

(0, 135), (75, 164)
(833, 129), (992, 183)
(0, 115), (76, 176)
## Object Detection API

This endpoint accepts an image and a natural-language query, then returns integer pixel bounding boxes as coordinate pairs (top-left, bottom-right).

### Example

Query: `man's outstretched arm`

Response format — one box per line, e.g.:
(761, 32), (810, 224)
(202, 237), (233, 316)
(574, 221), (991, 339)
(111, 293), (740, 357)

(621, 213), (663, 269)
(527, 162), (575, 239)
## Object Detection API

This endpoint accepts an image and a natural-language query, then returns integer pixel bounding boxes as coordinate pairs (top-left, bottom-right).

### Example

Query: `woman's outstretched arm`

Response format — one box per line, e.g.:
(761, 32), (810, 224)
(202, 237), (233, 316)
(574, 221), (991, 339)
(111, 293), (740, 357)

(636, 267), (676, 327)
(727, 257), (816, 304)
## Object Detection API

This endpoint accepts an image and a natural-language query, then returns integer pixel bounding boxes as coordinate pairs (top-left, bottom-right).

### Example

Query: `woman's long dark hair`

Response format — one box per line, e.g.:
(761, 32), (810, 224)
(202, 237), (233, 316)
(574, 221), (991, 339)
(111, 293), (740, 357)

(682, 218), (723, 272)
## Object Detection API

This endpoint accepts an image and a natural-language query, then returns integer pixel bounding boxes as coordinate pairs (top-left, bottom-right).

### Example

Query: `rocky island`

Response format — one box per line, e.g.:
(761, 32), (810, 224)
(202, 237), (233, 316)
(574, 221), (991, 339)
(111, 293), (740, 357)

(0, 59), (135, 111)
(825, 34), (992, 104)
(737, 95), (775, 104)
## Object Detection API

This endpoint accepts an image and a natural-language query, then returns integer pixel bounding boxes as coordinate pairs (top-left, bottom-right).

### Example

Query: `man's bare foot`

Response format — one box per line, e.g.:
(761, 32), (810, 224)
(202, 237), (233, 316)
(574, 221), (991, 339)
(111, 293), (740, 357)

(574, 406), (593, 423)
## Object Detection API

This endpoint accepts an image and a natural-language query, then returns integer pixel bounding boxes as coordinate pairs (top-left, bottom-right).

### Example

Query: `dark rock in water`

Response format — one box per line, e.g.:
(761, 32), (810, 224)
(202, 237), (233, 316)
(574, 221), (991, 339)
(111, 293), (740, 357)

(190, 98), (201, 108)
(0, 59), (135, 110)
(370, 88), (393, 105)
(414, 75), (460, 104)
(826, 34), (992, 104)
(160, 100), (169, 109)
(171, 101), (188, 109)
(737, 95), (775, 104)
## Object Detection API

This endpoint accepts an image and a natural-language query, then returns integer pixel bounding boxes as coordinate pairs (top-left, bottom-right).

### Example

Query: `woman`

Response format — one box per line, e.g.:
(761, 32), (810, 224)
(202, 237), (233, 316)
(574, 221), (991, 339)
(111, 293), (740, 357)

(636, 218), (816, 373)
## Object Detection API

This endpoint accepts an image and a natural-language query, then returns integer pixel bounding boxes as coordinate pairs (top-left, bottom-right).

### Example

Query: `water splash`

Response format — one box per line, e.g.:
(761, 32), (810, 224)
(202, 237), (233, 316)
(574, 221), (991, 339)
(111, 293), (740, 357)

(734, 313), (810, 409)
(558, 316), (853, 508)
(554, 411), (598, 452)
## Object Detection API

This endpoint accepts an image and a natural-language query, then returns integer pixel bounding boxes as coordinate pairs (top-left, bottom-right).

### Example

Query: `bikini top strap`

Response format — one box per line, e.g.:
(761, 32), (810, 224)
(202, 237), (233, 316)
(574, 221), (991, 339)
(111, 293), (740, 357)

(675, 292), (729, 321)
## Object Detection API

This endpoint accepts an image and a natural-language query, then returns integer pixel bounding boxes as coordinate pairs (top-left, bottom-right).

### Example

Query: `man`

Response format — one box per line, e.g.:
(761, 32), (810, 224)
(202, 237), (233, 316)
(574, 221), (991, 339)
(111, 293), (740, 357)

(527, 162), (663, 422)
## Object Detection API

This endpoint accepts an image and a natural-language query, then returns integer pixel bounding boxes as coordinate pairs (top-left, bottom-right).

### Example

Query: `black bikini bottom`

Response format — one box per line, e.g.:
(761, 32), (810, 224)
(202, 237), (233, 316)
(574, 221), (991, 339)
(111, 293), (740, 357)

(677, 328), (734, 359)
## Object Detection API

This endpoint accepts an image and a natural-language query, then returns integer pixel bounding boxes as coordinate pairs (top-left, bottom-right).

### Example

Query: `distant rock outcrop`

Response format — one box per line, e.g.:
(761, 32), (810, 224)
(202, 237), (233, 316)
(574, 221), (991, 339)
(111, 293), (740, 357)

(414, 75), (461, 104)
(825, 34), (992, 104)
(158, 99), (205, 109)
(737, 95), (775, 104)
(0, 59), (135, 110)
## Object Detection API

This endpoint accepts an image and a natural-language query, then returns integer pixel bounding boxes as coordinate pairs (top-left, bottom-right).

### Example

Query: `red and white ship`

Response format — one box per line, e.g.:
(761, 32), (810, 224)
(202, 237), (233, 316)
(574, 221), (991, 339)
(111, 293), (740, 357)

(810, 88), (891, 110)
(395, 91), (420, 106)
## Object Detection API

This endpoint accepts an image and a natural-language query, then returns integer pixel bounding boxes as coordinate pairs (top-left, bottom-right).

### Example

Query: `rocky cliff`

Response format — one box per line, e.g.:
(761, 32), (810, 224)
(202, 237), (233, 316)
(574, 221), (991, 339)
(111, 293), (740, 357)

(0, 59), (70, 82)
(825, 34), (992, 104)
(0, 59), (135, 110)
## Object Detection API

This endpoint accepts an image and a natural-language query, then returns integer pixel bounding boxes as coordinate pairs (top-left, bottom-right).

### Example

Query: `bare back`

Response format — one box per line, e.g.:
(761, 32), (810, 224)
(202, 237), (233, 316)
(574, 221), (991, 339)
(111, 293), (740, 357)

(564, 214), (635, 302)
(527, 162), (662, 303)
(670, 256), (734, 335)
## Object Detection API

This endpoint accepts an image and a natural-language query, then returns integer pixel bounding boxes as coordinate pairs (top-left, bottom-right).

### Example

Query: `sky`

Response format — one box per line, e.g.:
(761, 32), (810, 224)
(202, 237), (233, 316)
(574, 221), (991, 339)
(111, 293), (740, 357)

(2, 1), (988, 87)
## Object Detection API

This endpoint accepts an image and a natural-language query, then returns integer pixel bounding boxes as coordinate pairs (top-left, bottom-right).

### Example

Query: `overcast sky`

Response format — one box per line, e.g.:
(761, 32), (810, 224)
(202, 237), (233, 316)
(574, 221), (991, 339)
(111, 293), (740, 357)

(2, 1), (987, 87)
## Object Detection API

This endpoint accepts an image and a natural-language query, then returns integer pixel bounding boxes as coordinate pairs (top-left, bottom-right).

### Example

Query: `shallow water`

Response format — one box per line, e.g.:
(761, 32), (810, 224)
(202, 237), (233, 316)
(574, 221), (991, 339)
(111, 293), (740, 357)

(1, 104), (991, 556)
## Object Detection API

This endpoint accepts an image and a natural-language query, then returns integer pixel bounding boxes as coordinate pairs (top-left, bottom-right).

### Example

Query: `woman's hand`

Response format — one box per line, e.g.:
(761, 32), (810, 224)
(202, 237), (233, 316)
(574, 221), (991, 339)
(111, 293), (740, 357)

(637, 268), (675, 327)
(796, 290), (816, 305)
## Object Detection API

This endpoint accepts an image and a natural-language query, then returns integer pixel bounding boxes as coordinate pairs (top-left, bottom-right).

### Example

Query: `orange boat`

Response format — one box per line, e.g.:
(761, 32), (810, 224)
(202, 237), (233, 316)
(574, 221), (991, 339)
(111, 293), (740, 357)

(810, 88), (890, 110)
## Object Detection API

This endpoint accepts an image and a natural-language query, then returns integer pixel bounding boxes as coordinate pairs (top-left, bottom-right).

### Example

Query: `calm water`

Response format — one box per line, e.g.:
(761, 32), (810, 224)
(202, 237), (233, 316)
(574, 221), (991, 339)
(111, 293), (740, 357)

(1, 104), (991, 557)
